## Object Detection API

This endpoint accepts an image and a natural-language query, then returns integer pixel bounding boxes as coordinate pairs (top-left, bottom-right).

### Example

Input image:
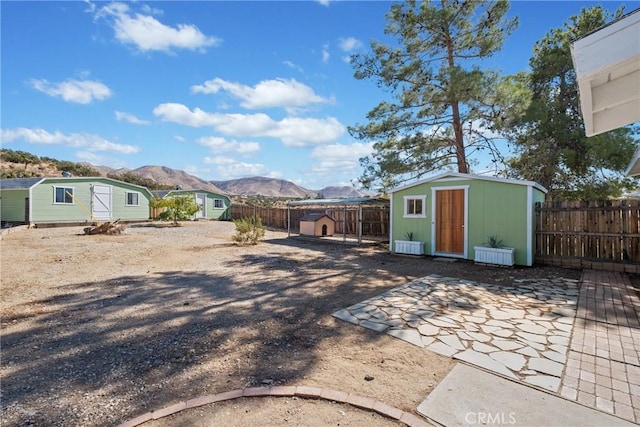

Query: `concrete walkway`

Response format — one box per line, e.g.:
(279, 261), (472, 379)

(418, 363), (634, 426)
(333, 270), (640, 424)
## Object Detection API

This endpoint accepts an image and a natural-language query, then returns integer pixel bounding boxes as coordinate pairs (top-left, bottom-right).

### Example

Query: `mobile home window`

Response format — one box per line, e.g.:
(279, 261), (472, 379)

(54, 187), (74, 204)
(126, 192), (139, 206)
(214, 199), (225, 209)
(403, 195), (426, 218)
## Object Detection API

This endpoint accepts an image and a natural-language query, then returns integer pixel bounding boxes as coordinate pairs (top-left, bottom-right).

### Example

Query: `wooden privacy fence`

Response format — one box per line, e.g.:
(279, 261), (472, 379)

(230, 204), (390, 237)
(535, 199), (640, 272)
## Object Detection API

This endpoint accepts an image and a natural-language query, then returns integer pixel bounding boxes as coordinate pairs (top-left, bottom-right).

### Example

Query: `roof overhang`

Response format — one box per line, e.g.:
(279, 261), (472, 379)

(626, 147), (640, 176)
(570, 9), (640, 139)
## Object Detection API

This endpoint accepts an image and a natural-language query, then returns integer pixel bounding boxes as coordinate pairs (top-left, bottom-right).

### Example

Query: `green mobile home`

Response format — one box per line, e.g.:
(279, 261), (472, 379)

(0, 177), (153, 226)
(388, 173), (547, 266)
(152, 189), (231, 220)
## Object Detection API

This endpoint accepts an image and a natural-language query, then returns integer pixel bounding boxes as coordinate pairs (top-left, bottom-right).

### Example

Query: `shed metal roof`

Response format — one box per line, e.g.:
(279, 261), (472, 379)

(0, 176), (154, 196)
(0, 177), (45, 190)
(388, 172), (548, 194)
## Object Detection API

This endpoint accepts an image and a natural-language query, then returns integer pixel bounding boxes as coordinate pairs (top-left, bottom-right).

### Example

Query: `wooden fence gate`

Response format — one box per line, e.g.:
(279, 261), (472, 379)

(535, 199), (640, 272)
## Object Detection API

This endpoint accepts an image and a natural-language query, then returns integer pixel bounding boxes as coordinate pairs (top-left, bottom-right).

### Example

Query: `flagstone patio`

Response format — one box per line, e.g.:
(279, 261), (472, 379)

(333, 274), (580, 392)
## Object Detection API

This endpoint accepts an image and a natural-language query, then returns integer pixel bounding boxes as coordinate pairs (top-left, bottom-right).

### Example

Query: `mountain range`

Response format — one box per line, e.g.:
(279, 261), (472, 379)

(0, 154), (366, 198)
(97, 165), (365, 198)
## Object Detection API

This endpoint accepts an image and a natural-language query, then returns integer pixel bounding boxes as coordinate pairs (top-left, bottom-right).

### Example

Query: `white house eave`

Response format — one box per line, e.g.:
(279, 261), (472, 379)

(626, 147), (640, 176)
(571, 9), (640, 137)
(388, 172), (548, 194)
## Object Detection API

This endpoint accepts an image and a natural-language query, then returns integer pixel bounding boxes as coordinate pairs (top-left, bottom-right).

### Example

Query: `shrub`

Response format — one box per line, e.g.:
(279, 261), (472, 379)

(232, 216), (266, 245)
(486, 235), (504, 248)
(151, 195), (200, 225)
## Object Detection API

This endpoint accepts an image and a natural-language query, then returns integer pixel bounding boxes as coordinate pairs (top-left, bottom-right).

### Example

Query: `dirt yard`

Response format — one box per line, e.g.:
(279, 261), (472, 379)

(0, 221), (580, 426)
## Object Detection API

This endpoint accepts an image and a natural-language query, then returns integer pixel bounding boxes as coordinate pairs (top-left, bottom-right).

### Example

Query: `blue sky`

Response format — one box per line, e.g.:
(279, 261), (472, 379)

(1, 1), (631, 190)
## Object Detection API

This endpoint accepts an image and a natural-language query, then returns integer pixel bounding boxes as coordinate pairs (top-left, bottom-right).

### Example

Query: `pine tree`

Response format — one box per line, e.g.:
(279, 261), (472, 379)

(350, 0), (520, 190)
(506, 6), (638, 199)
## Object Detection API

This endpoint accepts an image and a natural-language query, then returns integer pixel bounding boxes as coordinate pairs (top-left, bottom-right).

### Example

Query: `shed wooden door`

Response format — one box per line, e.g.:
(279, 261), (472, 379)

(435, 189), (465, 254)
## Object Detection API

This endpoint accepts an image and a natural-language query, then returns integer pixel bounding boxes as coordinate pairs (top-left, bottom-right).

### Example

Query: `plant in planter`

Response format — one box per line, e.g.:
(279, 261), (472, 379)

(474, 235), (514, 266)
(486, 235), (504, 248)
(405, 231), (414, 241)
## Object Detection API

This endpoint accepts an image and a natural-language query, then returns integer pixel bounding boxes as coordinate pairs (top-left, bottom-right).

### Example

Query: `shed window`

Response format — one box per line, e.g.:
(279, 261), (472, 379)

(403, 195), (426, 218)
(54, 187), (74, 204)
(214, 199), (225, 209)
(126, 192), (140, 206)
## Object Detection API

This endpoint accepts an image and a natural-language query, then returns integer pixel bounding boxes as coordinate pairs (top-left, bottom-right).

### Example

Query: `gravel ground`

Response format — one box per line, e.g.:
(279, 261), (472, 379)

(0, 221), (580, 426)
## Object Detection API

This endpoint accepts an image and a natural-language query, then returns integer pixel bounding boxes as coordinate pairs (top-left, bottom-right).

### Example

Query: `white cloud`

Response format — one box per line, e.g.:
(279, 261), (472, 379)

(269, 117), (344, 147)
(322, 44), (330, 63)
(184, 164), (211, 176)
(95, 2), (221, 53)
(338, 37), (362, 52)
(1, 127), (139, 154)
(283, 60), (304, 73)
(84, 0), (96, 13)
(310, 142), (373, 175)
(75, 151), (127, 168)
(191, 77), (331, 110)
(203, 156), (271, 178)
(29, 78), (111, 104)
(115, 110), (150, 125)
(174, 135), (186, 143)
(317, 0), (331, 6)
(468, 118), (503, 140)
(75, 151), (102, 162)
(153, 103), (345, 147)
(140, 4), (163, 15)
(197, 136), (260, 154)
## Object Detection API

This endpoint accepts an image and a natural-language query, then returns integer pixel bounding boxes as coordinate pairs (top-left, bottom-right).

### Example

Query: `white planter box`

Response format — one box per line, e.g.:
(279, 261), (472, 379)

(474, 246), (515, 266)
(395, 240), (424, 255)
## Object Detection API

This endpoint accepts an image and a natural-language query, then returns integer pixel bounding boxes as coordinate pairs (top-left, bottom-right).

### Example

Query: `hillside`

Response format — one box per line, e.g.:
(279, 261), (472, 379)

(212, 176), (318, 198)
(1, 149), (366, 198)
(318, 186), (367, 198)
(0, 149), (221, 192)
(212, 177), (367, 198)
(130, 166), (223, 193)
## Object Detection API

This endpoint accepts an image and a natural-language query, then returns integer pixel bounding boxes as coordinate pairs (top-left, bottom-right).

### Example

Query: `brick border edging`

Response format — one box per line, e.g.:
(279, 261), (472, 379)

(116, 385), (431, 427)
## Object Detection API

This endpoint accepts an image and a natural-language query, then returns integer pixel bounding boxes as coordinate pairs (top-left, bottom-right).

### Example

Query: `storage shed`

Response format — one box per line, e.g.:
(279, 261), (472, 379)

(388, 173), (547, 266)
(152, 189), (231, 220)
(0, 176), (153, 226)
(299, 213), (335, 237)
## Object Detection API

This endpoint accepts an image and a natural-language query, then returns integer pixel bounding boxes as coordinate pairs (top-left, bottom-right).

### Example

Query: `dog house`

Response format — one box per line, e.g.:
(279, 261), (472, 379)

(299, 213), (335, 237)
(287, 197), (390, 245)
